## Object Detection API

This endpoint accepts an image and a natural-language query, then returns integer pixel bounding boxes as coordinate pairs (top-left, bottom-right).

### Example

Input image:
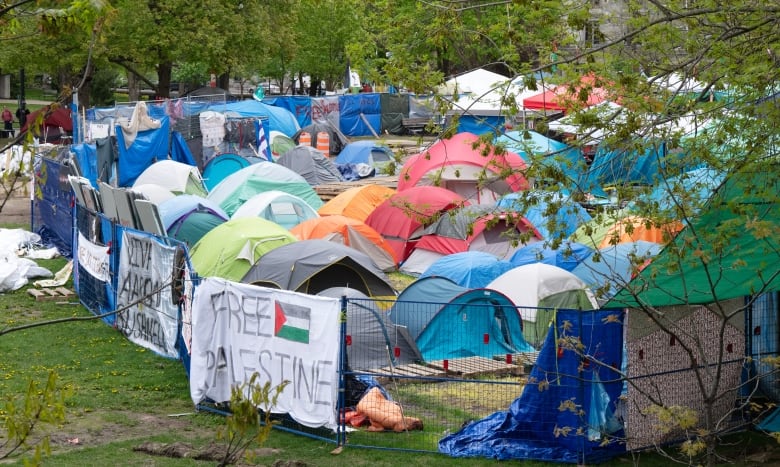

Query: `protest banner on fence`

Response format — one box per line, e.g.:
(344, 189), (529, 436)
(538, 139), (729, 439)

(189, 277), (340, 429)
(77, 231), (109, 282)
(116, 231), (179, 358)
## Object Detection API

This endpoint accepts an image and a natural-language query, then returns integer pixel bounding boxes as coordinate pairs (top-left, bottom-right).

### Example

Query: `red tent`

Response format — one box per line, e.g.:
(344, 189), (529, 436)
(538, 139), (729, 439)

(522, 75), (608, 112)
(21, 106), (73, 143)
(397, 132), (528, 205)
(365, 186), (467, 265)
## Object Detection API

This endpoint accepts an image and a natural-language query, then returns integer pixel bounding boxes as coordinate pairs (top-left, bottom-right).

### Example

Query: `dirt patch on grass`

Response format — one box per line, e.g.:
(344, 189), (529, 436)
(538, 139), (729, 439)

(44, 410), (216, 454)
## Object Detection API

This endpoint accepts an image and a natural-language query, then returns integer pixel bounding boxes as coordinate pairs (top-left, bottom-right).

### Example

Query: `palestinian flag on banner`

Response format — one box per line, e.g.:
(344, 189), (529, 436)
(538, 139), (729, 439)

(274, 300), (311, 344)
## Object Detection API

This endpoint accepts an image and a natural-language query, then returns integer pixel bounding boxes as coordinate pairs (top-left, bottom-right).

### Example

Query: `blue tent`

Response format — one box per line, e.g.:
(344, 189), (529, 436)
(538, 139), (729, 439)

(390, 276), (533, 361)
(495, 130), (585, 190)
(439, 308), (625, 463)
(419, 251), (515, 288)
(497, 191), (592, 239)
(495, 130), (570, 163)
(202, 153), (264, 191)
(510, 241), (593, 272)
(211, 100), (300, 137)
(335, 140), (395, 169)
(571, 240), (662, 304)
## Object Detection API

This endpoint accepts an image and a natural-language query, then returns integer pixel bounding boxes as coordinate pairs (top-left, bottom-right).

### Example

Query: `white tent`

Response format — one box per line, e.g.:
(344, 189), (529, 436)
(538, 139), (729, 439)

(231, 190), (319, 230)
(132, 160), (207, 197)
(437, 68), (509, 97)
(487, 263), (598, 347)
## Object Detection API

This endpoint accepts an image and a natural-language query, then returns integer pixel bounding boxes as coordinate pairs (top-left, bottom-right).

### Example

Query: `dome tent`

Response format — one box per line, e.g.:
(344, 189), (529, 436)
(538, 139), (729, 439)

(132, 159), (208, 197)
(231, 190), (319, 230)
(158, 195), (228, 246)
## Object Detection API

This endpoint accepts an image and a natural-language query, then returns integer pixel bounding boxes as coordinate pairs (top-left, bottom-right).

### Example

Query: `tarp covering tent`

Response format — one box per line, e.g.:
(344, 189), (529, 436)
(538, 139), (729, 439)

(365, 186), (466, 265)
(497, 191), (592, 240)
(400, 205), (543, 275)
(318, 184), (395, 222)
(487, 263), (599, 347)
(608, 166), (780, 308)
(335, 140), (396, 173)
(397, 132), (529, 205)
(293, 120), (350, 156)
(158, 194), (228, 246)
(390, 276), (534, 361)
(230, 190), (319, 229)
(290, 215), (397, 271)
(132, 159), (208, 197)
(207, 160), (323, 216)
(276, 145), (344, 185)
(510, 241), (594, 272)
(572, 240), (661, 306)
(419, 251), (515, 289)
(202, 153), (264, 191)
(241, 239), (396, 297)
(439, 308), (625, 464)
(189, 217), (297, 281)
(212, 100), (300, 137)
(317, 287), (422, 371)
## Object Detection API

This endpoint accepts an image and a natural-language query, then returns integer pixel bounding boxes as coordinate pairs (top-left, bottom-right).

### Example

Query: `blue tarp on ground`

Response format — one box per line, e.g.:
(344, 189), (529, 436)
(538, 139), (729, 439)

(262, 96), (312, 129)
(439, 308), (626, 464)
(339, 93), (381, 136)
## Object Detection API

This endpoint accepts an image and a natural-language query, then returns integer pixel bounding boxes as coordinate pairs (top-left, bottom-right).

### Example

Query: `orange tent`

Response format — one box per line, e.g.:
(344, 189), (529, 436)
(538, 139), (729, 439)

(318, 185), (395, 221)
(598, 216), (683, 249)
(291, 215), (398, 271)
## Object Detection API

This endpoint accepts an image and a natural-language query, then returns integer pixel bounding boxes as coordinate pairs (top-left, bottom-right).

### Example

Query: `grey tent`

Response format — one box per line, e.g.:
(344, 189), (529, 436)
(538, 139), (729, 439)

(318, 287), (422, 371)
(241, 239), (396, 297)
(293, 121), (350, 156)
(276, 145), (344, 185)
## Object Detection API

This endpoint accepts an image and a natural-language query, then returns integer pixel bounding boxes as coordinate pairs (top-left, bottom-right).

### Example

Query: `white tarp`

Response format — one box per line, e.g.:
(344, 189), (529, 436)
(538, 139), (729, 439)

(189, 278), (340, 430)
(116, 231), (179, 358)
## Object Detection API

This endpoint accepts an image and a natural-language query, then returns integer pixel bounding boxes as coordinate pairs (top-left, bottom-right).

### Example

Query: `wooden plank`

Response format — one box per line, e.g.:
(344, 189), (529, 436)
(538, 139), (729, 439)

(427, 356), (521, 378)
(27, 288), (76, 302)
(498, 352), (539, 369)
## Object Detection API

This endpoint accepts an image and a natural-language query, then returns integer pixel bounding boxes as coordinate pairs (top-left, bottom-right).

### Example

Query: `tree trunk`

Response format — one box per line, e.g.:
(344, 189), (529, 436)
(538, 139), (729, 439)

(156, 61), (172, 99)
(127, 72), (140, 103)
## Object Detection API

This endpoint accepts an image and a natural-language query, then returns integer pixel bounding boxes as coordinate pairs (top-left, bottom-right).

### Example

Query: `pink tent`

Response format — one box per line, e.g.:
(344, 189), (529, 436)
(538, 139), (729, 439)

(397, 132), (528, 205)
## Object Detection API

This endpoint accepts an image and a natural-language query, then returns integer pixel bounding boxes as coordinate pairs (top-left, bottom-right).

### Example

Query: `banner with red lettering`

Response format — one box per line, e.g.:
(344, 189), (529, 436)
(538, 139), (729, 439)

(116, 231), (179, 358)
(189, 278), (340, 430)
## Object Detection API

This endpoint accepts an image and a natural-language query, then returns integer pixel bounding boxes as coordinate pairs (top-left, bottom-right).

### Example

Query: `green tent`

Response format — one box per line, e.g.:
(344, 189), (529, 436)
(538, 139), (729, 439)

(607, 167), (780, 307)
(189, 217), (297, 281)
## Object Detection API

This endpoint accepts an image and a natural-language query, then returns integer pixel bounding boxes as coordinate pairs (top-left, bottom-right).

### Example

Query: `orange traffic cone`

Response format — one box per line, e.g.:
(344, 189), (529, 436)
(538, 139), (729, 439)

(299, 131), (311, 147)
(316, 132), (330, 157)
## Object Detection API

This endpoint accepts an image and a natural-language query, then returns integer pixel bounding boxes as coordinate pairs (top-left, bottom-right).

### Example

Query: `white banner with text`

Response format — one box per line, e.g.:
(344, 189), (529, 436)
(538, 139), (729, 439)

(116, 231), (179, 358)
(189, 278), (340, 430)
(77, 231), (110, 282)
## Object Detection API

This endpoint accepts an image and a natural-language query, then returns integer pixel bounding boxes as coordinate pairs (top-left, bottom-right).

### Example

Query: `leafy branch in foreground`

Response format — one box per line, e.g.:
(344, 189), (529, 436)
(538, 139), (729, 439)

(1, 371), (69, 466)
(216, 372), (289, 466)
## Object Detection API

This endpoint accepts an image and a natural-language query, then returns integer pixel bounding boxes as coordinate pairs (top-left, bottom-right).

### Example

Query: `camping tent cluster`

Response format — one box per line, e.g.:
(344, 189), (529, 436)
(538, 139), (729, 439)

(40, 76), (776, 465)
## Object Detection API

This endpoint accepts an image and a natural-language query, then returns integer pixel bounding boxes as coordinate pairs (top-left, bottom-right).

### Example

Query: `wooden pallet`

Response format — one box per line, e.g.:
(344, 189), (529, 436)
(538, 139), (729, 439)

(427, 356), (522, 378)
(496, 352), (539, 370)
(365, 363), (447, 381)
(27, 287), (76, 302)
(314, 175), (399, 202)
